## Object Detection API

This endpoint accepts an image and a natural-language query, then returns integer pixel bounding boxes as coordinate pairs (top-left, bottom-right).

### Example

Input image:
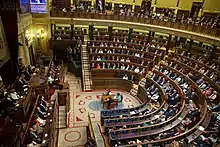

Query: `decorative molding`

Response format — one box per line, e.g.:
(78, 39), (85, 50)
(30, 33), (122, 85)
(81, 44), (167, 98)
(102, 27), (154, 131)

(17, 13), (33, 35)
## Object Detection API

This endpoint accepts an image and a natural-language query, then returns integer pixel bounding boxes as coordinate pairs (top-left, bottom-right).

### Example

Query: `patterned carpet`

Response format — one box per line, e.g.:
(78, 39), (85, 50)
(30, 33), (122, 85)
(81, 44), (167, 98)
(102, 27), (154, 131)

(70, 91), (141, 127)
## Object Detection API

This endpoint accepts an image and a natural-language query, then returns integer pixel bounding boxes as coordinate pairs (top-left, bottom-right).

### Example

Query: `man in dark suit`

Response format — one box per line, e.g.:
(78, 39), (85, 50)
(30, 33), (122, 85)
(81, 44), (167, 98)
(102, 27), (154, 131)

(29, 128), (41, 143)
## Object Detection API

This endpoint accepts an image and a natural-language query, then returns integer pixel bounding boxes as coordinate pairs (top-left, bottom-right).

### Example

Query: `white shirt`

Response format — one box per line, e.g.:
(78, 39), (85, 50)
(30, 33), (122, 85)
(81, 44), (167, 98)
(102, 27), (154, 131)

(48, 76), (54, 84)
(98, 50), (103, 53)
(123, 76), (128, 80)
(134, 68), (140, 73)
(10, 92), (20, 100)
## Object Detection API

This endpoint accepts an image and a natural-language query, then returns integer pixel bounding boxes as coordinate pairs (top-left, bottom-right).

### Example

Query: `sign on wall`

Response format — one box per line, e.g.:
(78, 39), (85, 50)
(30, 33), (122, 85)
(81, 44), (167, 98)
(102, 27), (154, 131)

(0, 17), (9, 61)
(30, 0), (47, 13)
(20, 0), (30, 13)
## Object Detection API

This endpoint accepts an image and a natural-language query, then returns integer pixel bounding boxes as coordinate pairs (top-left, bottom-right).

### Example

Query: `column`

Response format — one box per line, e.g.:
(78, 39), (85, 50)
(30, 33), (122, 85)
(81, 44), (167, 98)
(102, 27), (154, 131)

(21, 31), (31, 65)
(148, 31), (152, 43)
(174, 36), (178, 47)
(132, 0), (135, 12)
(151, 31), (155, 37)
(92, 0), (95, 8)
(198, 42), (203, 48)
(89, 24), (94, 40)
(209, 45), (217, 60)
(187, 39), (193, 53)
(152, 0), (157, 13)
(128, 28), (133, 42)
(166, 35), (172, 54)
(71, 24), (74, 39)
(108, 25), (113, 41)
(174, 0), (180, 17)
(112, 0), (115, 11)
(198, 0), (205, 19)
(51, 24), (54, 38)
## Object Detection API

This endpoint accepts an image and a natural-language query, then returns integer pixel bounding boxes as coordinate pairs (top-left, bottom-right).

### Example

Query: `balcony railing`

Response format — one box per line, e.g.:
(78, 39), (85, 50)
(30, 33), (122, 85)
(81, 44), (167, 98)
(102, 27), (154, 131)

(50, 10), (220, 38)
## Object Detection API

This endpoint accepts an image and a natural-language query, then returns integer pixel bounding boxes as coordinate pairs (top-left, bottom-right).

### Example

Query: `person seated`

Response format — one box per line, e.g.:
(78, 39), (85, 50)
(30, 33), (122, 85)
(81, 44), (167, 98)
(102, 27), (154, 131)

(37, 107), (47, 120)
(209, 91), (217, 101)
(98, 49), (103, 53)
(96, 64), (101, 69)
(39, 101), (47, 112)
(123, 74), (128, 80)
(139, 68), (145, 74)
(18, 76), (29, 91)
(196, 77), (204, 85)
(29, 127), (42, 144)
(120, 57), (125, 62)
(123, 45), (127, 48)
(135, 53), (140, 57)
(101, 56), (106, 61)
(187, 100), (196, 110)
(57, 36), (62, 40)
(96, 56), (101, 61)
(107, 49), (112, 53)
(134, 67), (140, 73)
(100, 42), (104, 47)
(112, 64), (116, 69)
(9, 89), (21, 101)
(121, 64), (125, 70)
(126, 58), (130, 62)
(32, 121), (44, 135)
(105, 89), (112, 95)
(48, 73), (55, 85)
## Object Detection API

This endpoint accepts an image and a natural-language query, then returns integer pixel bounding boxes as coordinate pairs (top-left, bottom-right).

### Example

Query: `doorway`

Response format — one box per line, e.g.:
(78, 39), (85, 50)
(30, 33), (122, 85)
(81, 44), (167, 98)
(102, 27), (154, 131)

(29, 45), (36, 66)
(190, 2), (202, 19)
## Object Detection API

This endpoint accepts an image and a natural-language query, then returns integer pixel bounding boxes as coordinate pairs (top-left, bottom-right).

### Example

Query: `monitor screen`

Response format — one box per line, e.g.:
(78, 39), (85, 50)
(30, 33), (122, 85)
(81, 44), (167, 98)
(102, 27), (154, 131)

(30, 0), (47, 13)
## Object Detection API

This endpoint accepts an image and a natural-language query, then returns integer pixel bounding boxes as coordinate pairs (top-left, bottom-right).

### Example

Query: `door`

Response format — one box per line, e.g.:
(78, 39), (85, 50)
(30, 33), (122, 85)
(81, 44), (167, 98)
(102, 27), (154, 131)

(190, 2), (202, 19)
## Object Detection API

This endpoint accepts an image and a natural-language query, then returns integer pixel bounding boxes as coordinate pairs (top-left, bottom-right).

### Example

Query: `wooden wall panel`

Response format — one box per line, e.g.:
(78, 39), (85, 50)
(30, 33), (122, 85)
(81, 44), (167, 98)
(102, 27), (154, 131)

(157, 0), (177, 8)
(203, 0), (220, 12)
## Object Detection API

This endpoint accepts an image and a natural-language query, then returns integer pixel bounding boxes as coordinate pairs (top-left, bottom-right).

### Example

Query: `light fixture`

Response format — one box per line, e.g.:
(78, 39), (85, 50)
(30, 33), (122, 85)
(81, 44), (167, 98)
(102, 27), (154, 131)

(36, 29), (47, 39)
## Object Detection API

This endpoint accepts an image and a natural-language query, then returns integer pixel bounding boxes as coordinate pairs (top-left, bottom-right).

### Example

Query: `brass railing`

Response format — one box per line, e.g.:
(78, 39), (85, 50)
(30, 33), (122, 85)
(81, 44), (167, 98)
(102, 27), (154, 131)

(50, 10), (220, 38)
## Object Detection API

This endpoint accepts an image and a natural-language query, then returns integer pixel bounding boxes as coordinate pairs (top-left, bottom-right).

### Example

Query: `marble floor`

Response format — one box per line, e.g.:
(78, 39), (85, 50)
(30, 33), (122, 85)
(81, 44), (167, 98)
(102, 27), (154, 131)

(58, 127), (87, 147)
(58, 70), (141, 147)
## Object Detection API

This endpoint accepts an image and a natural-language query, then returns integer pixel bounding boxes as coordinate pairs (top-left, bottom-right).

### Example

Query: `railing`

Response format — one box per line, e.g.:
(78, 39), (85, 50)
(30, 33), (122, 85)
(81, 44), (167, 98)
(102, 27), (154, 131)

(50, 10), (220, 38)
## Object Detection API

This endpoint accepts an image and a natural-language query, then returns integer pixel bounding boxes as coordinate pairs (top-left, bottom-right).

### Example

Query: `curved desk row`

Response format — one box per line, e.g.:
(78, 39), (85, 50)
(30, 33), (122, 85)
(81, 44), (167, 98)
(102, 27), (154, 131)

(91, 69), (144, 85)
(87, 40), (166, 56)
(112, 67), (207, 146)
(93, 78), (148, 118)
(174, 53), (220, 77)
(166, 57), (220, 94)
(159, 63), (211, 143)
(109, 69), (186, 143)
(103, 78), (167, 128)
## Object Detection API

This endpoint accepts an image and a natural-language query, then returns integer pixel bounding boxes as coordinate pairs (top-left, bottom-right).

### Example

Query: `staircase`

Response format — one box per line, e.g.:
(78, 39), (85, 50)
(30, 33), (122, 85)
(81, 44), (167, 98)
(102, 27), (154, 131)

(130, 84), (138, 96)
(139, 78), (146, 87)
(58, 106), (66, 128)
(81, 35), (92, 91)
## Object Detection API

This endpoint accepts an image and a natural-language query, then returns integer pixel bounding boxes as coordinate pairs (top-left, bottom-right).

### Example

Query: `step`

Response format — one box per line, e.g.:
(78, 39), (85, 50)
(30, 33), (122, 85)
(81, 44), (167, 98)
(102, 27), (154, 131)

(59, 106), (66, 111)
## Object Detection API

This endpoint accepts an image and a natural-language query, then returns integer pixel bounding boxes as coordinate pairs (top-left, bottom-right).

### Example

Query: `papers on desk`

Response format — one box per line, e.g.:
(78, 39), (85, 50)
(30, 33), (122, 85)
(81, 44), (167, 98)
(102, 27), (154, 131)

(130, 111), (136, 115)
(197, 126), (205, 131)
(154, 115), (160, 119)
(178, 116), (183, 121)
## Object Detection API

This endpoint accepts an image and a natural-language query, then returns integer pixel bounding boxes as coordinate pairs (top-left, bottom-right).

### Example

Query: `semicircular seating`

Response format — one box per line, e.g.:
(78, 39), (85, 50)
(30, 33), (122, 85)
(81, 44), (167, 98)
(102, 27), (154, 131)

(71, 24), (220, 146)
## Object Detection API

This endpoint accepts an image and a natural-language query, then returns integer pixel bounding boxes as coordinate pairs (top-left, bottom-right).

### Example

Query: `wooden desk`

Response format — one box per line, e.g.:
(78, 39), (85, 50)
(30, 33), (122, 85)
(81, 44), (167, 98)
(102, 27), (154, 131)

(101, 94), (115, 103)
